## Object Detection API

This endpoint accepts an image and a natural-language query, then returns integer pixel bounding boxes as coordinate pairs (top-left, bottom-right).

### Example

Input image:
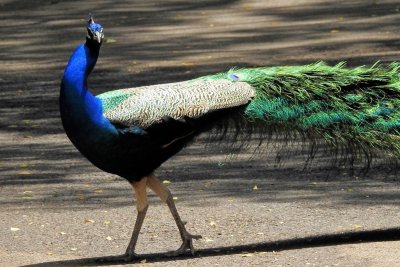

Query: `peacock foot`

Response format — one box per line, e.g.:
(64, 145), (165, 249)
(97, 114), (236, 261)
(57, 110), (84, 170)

(97, 252), (139, 263)
(170, 231), (202, 256)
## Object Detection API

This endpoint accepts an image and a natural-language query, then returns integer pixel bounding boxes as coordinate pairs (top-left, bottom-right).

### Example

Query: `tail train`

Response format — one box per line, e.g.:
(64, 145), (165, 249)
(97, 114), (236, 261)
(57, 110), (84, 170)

(199, 62), (400, 159)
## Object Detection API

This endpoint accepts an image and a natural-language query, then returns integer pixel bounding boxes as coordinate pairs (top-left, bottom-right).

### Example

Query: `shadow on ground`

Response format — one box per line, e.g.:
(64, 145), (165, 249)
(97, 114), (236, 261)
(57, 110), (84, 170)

(1, 1), (400, 266)
(23, 227), (400, 266)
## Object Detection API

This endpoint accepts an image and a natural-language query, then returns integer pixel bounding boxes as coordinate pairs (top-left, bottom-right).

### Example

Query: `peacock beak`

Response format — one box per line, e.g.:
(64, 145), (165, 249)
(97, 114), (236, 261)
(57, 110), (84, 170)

(94, 31), (104, 43)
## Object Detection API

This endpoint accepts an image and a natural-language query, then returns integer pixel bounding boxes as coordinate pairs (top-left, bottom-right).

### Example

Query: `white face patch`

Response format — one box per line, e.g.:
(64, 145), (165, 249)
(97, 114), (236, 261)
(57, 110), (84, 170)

(94, 31), (104, 42)
(87, 29), (104, 40)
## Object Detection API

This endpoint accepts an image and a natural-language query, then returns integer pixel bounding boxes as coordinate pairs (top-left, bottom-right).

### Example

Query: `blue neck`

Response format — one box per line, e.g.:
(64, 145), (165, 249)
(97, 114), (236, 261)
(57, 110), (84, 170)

(60, 42), (117, 145)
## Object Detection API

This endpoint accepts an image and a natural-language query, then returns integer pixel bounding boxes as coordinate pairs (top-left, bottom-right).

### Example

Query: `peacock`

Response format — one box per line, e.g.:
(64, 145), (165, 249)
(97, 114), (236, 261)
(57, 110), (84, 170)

(60, 17), (400, 261)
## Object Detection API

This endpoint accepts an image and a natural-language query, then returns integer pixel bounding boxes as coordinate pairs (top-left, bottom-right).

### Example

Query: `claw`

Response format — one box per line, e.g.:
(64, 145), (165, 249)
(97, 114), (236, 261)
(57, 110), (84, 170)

(171, 231), (202, 256)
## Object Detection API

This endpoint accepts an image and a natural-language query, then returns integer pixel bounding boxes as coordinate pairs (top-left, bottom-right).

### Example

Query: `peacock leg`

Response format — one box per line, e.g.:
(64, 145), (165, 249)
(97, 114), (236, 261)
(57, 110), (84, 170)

(99, 177), (148, 262)
(124, 177), (149, 259)
(147, 175), (202, 255)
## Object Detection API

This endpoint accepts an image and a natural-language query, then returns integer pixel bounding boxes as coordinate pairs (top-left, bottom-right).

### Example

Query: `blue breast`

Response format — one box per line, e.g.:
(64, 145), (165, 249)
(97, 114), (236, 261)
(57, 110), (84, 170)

(60, 44), (118, 154)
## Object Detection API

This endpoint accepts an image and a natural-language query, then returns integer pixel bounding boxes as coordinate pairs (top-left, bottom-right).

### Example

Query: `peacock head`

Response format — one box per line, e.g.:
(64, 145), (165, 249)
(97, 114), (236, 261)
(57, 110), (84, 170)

(86, 15), (104, 44)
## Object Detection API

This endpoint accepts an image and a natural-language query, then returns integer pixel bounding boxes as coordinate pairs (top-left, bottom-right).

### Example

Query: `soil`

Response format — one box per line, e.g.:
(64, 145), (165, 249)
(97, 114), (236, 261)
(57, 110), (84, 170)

(1, 0), (400, 266)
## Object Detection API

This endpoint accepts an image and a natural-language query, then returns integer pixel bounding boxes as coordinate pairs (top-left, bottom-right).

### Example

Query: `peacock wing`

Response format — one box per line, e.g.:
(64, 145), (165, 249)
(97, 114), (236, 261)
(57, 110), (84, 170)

(97, 79), (255, 128)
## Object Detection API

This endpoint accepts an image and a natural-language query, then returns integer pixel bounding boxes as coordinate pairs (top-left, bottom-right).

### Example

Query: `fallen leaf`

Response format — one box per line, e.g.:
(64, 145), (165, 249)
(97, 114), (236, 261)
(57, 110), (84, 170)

(104, 221), (111, 225)
(47, 252), (53, 256)
(83, 219), (95, 223)
(19, 163), (29, 168)
(94, 188), (103, 193)
(104, 38), (117, 43)
(181, 62), (195, 67)
(162, 180), (171, 184)
(70, 248), (77, 251)
(23, 191), (33, 199)
(253, 185), (258, 191)
(106, 236), (113, 241)
(330, 29), (339, 33)
(18, 171), (31, 175)
(10, 227), (20, 232)
(60, 232), (67, 235)
(140, 259), (147, 263)
(242, 4), (252, 10)
(354, 224), (363, 229)
(172, 196), (178, 200)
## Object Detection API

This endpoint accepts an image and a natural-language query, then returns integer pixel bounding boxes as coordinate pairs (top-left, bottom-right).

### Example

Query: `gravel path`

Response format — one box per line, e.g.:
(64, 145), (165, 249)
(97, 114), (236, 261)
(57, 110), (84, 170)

(1, 1), (400, 266)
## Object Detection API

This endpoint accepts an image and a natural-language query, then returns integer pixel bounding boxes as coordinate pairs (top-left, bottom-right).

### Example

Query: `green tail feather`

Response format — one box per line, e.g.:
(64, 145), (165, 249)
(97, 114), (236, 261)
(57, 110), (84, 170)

(201, 62), (400, 157)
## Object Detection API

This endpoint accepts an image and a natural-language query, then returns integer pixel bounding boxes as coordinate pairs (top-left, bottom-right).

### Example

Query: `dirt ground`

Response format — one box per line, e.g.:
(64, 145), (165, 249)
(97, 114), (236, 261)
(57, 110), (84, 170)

(1, 0), (400, 266)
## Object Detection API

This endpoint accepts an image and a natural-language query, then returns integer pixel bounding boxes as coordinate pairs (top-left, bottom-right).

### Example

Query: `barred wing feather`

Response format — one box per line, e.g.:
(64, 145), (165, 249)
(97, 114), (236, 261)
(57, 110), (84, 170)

(97, 79), (255, 128)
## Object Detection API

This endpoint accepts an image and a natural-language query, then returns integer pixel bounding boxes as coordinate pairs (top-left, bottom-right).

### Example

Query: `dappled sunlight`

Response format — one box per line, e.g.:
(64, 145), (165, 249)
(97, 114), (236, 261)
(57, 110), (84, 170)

(1, 1), (400, 265)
